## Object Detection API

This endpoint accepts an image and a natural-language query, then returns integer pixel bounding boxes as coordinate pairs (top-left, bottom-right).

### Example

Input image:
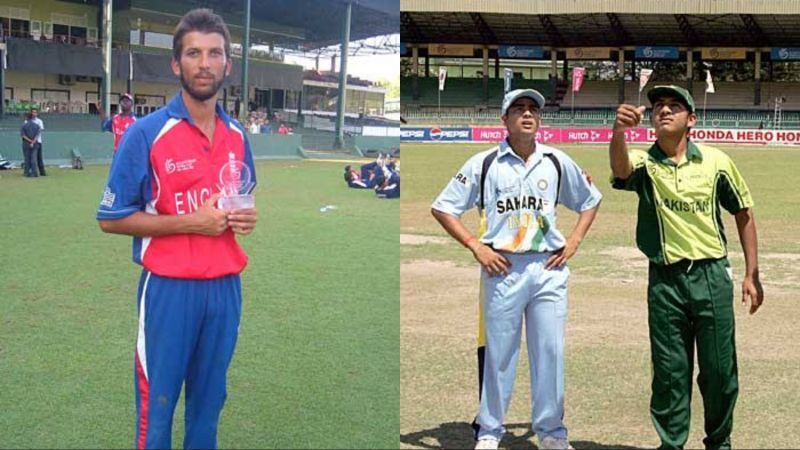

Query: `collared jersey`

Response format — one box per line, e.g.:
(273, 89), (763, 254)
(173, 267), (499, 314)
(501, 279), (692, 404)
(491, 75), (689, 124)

(433, 140), (602, 253)
(611, 141), (753, 265)
(102, 113), (138, 151)
(96, 92), (256, 279)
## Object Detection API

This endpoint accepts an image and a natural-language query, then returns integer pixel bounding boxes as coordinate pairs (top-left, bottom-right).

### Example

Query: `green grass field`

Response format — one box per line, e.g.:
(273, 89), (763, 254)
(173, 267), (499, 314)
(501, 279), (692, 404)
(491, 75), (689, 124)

(0, 160), (399, 449)
(400, 143), (800, 449)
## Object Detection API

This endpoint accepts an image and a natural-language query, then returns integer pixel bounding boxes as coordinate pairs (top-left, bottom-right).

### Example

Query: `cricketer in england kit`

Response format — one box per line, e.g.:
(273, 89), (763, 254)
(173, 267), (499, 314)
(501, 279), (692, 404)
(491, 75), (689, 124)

(96, 9), (258, 449)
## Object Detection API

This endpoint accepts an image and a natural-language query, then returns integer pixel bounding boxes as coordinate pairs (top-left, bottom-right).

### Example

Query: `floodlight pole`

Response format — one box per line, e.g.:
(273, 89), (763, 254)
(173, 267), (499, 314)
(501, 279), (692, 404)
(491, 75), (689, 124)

(703, 91), (707, 128)
(571, 89), (575, 125)
(240, 0), (251, 123)
(102, 0), (112, 115)
(127, 49), (133, 97)
(333, 0), (352, 149)
(0, 42), (5, 119)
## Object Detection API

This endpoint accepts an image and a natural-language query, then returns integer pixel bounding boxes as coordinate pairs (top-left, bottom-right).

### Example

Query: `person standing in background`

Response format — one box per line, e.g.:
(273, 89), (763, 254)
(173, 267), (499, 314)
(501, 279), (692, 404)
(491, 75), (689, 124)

(29, 108), (45, 176)
(98, 93), (138, 154)
(20, 111), (41, 178)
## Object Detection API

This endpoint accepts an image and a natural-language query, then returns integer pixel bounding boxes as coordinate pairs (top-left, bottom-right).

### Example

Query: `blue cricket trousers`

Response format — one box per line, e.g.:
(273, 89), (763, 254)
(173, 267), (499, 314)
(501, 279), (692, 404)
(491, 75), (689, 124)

(134, 270), (242, 449)
(476, 252), (569, 442)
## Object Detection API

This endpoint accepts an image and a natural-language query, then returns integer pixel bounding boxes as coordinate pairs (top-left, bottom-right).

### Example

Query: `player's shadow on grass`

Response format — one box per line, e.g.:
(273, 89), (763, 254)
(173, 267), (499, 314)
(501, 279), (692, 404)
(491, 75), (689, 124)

(400, 421), (649, 449)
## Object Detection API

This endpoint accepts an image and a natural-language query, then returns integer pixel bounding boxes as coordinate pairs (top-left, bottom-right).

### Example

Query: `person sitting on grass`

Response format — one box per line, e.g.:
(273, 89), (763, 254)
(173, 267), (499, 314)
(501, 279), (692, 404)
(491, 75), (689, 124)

(375, 170), (399, 199)
(343, 154), (395, 189)
(344, 163), (383, 189)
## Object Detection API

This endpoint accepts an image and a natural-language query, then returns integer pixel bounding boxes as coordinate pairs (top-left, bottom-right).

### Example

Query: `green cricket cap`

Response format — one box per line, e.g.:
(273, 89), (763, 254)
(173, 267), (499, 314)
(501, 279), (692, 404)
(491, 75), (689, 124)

(647, 85), (696, 113)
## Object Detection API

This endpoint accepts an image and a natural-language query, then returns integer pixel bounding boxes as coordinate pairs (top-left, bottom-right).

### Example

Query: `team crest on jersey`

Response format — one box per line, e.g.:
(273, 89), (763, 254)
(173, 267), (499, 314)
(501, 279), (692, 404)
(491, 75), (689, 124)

(648, 163), (672, 178)
(100, 187), (115, 207)
(165, 158), (197, 174)
(537, 179), (548, 191)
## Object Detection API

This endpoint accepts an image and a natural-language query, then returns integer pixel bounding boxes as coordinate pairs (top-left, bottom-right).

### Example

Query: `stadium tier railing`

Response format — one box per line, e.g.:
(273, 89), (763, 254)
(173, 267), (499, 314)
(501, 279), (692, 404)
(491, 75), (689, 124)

(401, 77), (554, 107)
(402, 108), (800, 129)
(402, 77), (800, 123)
(0, 113), (100, 131)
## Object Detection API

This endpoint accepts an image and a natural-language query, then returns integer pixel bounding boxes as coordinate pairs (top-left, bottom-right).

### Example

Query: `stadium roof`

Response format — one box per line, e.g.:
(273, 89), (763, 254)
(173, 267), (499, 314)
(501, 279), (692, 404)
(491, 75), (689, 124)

(254, 0), (398, 49)
(113, 0), (398, 49)
(400, 1), (800, 47)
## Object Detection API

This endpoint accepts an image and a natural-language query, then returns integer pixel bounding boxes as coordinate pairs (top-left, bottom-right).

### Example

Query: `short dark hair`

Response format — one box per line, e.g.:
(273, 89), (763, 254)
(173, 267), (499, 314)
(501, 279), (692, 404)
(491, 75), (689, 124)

(344, 165), (352, 182)
(172, 8), (231, 62)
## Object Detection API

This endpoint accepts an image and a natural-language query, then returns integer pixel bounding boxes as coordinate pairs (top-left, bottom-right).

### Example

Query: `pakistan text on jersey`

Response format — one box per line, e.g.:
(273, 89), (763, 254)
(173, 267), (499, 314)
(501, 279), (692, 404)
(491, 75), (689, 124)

(657, 198), (711, 214)
(496, 195), (546, 214)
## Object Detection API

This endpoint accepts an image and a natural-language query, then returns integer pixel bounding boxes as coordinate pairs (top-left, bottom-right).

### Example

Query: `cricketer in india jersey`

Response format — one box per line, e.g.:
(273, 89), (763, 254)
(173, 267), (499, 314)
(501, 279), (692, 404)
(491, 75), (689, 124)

(434, 140), (601, 254)
(96, 92), (256, 449)
(433, 131), (601, 445)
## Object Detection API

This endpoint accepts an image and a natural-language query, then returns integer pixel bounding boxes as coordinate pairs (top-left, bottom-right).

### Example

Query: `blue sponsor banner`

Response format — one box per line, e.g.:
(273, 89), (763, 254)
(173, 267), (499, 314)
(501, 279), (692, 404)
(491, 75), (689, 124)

(635, 46), (679, 60)
(771, 47), (800, 60)
(400, 127), (428, 141)
(498, 45), (544, 59)
(400, 42), (407, 56)
(400, 127), (472, 142)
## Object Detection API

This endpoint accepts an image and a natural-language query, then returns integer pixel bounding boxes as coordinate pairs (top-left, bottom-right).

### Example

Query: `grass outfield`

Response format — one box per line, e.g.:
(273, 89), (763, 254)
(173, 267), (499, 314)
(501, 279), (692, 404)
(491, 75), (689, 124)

(400, 143), (800, 449)
(0, 160), (399, 449)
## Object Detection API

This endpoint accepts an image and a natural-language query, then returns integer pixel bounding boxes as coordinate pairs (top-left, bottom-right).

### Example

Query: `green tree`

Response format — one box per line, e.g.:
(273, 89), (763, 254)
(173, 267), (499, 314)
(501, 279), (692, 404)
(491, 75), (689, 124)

(376, 77), (400, 99)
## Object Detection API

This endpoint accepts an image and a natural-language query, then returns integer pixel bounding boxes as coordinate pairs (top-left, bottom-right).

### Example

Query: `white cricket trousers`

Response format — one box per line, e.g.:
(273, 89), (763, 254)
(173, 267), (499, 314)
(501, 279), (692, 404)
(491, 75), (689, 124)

(475, 251), (569, 442)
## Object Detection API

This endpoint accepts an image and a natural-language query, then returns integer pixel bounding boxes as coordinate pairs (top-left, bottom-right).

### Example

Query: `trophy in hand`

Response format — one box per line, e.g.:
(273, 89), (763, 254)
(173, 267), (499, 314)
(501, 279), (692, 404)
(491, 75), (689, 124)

(217, 152), (255, 210)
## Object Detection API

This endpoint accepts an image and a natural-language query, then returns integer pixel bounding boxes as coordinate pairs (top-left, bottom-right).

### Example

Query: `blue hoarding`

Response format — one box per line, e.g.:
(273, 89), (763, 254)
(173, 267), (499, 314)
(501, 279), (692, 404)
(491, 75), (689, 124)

(771, 48), (800, 60)
(400, 42), (407, 56)
(635, 46), (679, 60)
(498, 45), (544, 59)
(400, 127), (472, 142)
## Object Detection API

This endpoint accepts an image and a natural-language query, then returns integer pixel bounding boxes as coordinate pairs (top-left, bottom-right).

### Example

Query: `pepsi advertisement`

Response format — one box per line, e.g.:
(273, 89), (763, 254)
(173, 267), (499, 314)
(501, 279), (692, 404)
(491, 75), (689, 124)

(400, 127), (472, 142)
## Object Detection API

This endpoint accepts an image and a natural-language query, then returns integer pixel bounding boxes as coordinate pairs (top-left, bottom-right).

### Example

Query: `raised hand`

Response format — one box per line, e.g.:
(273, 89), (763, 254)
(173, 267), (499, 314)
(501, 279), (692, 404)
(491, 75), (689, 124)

(613, 104), (646, 132)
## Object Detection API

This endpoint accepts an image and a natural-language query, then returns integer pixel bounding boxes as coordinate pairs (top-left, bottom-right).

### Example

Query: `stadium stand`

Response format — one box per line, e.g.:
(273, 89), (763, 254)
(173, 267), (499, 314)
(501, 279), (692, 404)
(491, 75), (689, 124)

(401, 77), (800, 129)
(402, 77), (554, 108)
(401, 3), (800, 133)
(0, 0), (399, 163)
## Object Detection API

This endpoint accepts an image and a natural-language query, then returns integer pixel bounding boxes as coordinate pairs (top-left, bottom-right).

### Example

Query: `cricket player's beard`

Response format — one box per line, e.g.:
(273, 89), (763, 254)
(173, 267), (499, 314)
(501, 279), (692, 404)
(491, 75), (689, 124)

(180, 69), (226, 102)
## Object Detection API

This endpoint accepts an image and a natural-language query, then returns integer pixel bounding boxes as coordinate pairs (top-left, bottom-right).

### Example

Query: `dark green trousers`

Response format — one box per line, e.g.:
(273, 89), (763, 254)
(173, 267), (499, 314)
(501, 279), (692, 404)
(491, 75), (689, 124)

(647, 258), (738, 450)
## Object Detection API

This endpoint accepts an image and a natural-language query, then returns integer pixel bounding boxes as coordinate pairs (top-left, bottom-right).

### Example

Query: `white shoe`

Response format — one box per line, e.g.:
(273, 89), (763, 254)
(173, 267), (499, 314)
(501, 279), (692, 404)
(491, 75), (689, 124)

(538, 435), (573, 450)
(474, 436), (500, 450)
